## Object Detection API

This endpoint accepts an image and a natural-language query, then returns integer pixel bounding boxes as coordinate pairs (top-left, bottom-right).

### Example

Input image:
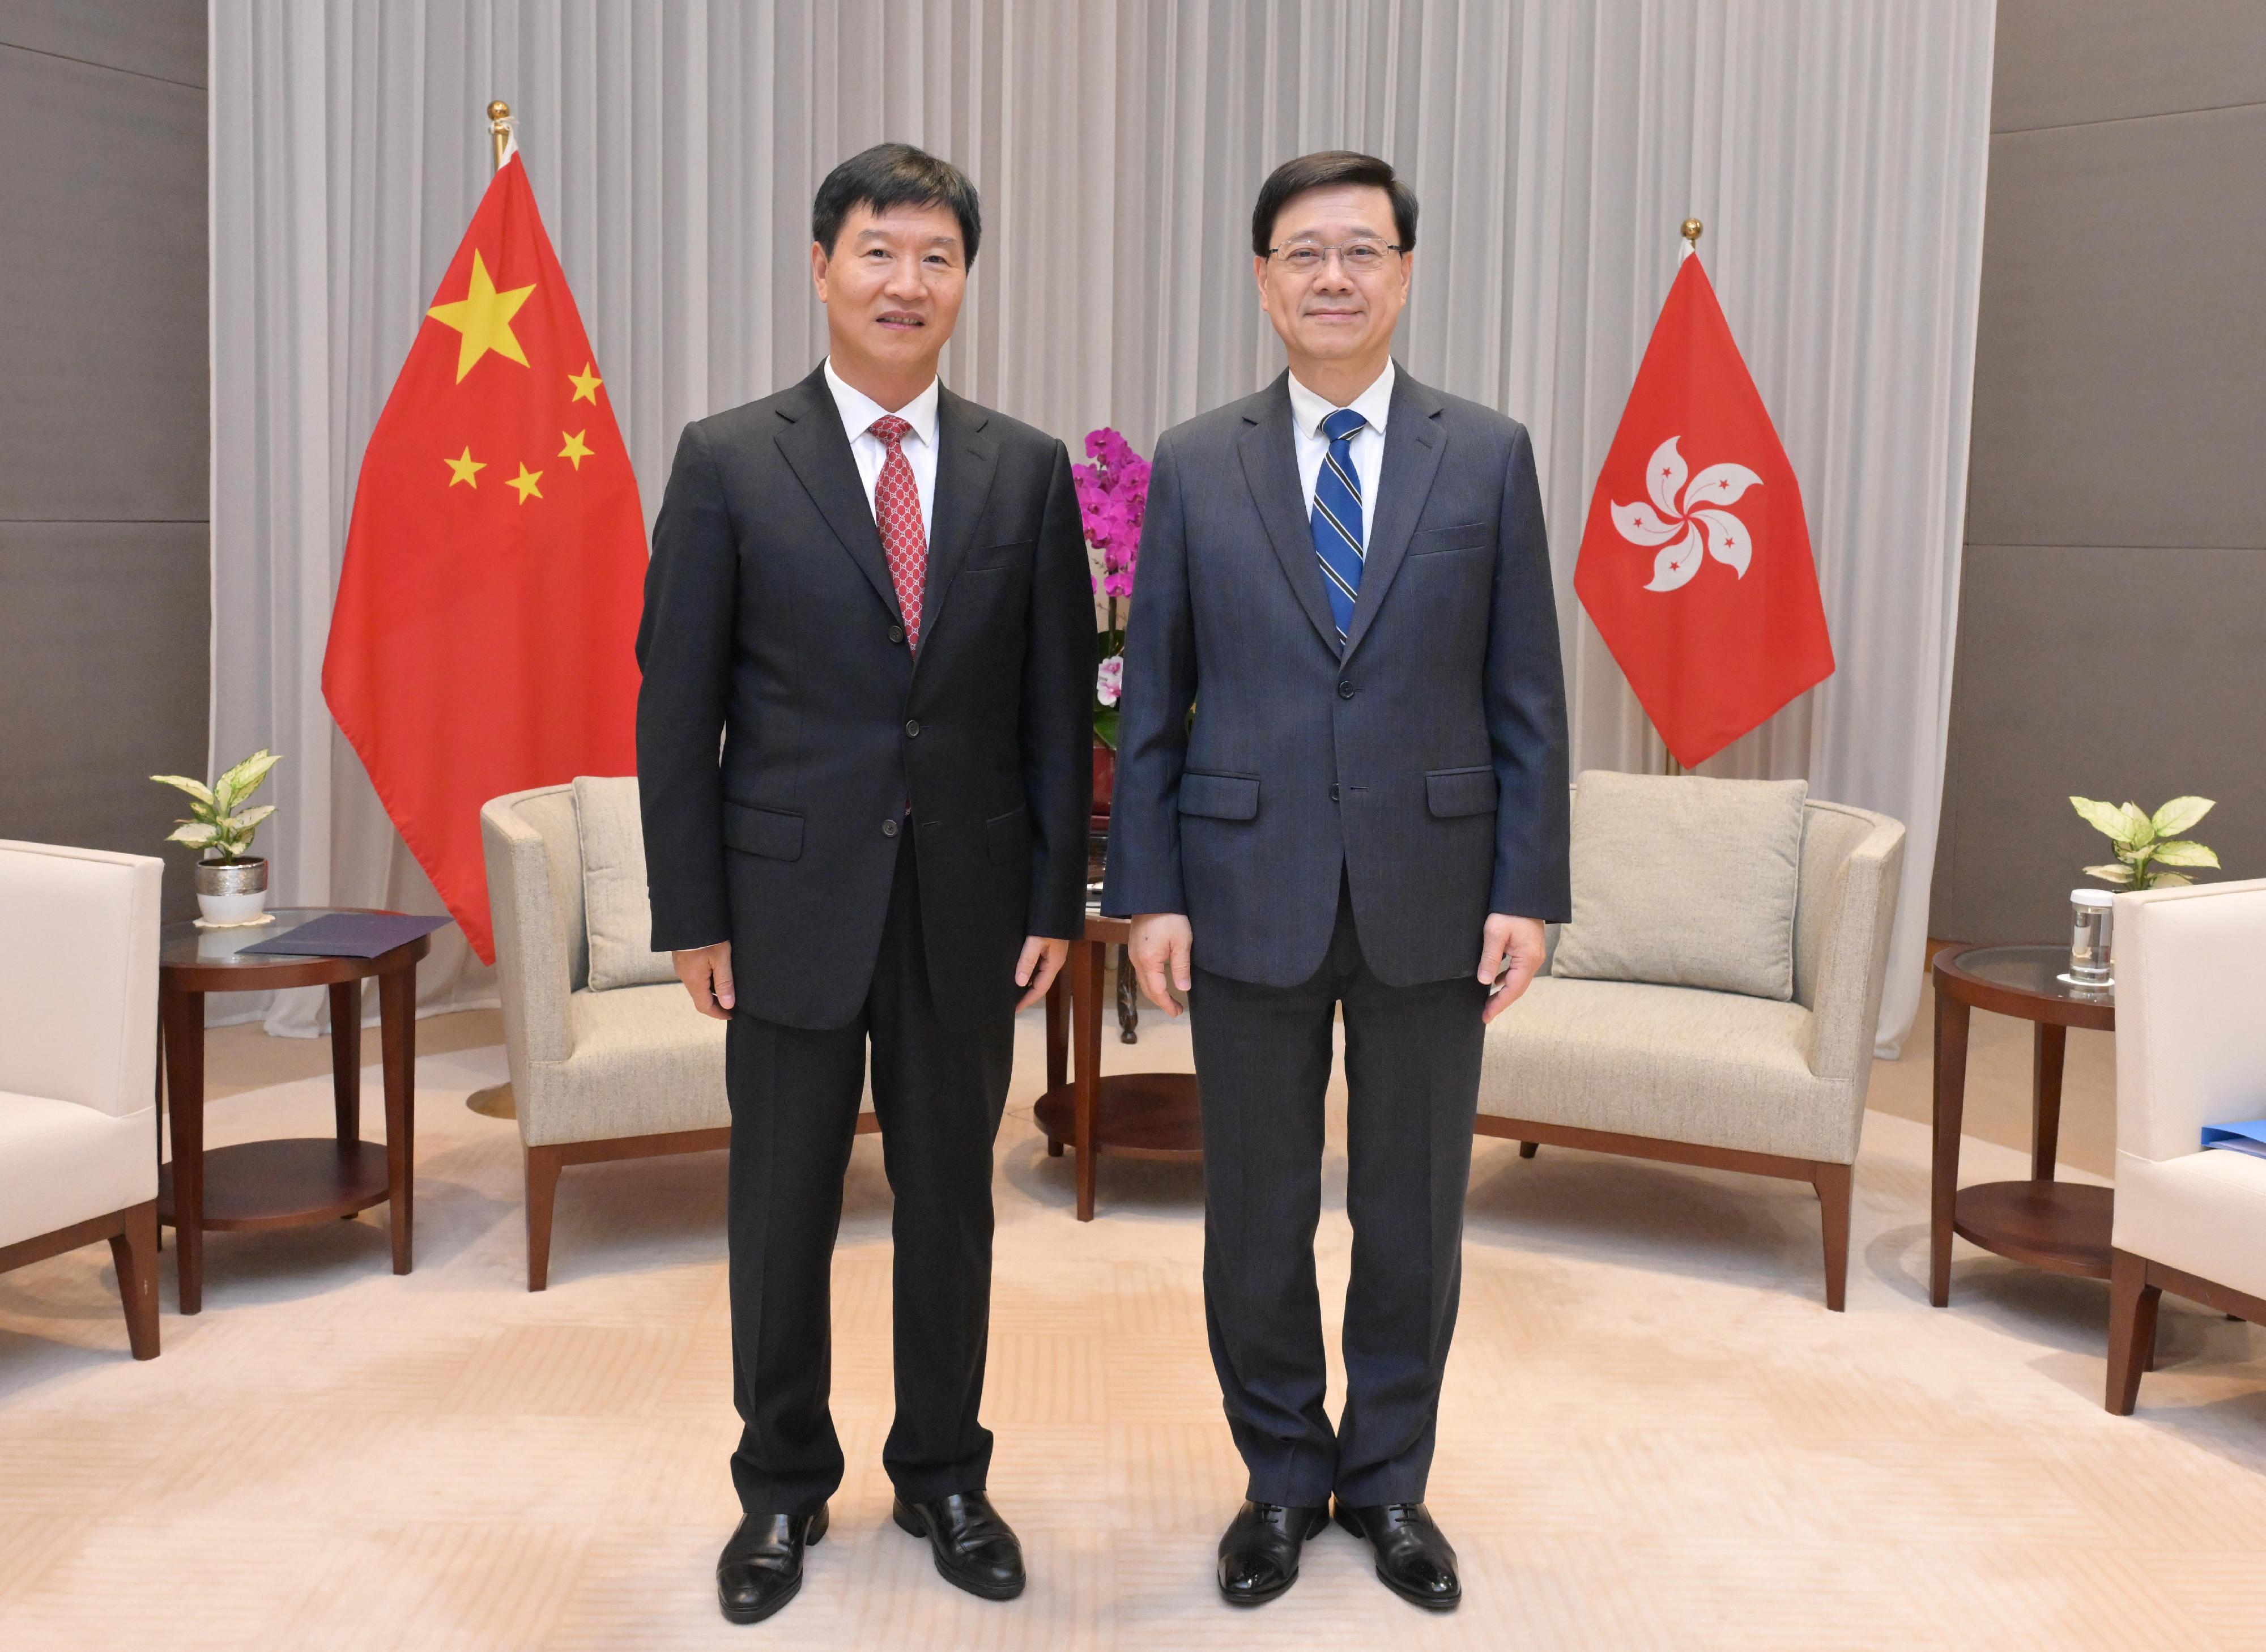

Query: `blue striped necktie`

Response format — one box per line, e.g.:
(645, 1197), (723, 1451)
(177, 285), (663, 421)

(1310, 407), (1367, 643)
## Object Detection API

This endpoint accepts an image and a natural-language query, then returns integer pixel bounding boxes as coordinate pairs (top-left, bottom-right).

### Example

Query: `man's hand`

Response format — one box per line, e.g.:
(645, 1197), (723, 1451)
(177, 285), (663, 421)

(1015, 936), (1070, 1011)
(1127, 913), (1194, 1017)
(673, 941), (735, 1020)
(1477, 914), (1547, 1024)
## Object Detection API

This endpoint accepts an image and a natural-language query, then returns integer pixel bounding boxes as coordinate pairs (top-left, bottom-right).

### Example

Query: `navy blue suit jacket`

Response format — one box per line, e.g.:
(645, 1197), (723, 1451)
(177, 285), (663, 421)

(1101, 368), (1570, 987)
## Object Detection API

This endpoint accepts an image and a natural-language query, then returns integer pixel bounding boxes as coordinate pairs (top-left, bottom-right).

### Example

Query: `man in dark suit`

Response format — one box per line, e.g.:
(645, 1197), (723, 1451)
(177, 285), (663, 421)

(637, 143), (1093, 1625)
(1102, 151), (1570, 1612)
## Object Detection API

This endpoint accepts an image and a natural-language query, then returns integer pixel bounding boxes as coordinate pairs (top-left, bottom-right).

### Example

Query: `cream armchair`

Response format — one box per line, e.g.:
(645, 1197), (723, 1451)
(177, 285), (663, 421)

(0, 840), (162, 1357)
(482, 781), (873, 1291)
(1476, 797), (1906, 1310)
(2106, 876), (2266, 1414)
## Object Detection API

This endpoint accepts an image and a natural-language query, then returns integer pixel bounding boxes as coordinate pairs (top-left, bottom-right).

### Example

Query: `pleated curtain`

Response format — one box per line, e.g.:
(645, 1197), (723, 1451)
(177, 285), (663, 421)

(210, 0), (1995, 1051)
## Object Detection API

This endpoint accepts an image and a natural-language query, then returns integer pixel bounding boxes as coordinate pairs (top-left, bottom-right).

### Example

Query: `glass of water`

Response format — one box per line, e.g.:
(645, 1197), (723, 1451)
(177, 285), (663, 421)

(2067, 888), (2114, 989)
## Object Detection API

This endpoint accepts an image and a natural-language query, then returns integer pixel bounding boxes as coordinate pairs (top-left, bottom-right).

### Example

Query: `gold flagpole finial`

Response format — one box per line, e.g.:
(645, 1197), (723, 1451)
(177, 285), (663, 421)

(1680, 218), (1703, 262)
(488, 101), (512, 172)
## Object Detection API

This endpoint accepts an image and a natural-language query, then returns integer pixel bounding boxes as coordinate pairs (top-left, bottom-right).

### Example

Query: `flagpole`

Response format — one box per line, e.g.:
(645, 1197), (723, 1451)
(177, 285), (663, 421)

(488, 100), (512, 172)
(1657, 217), (1703, 776)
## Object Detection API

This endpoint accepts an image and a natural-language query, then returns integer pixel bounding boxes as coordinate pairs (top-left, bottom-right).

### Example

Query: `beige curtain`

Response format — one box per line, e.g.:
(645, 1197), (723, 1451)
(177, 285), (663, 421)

(211, 0), (1994, 1051)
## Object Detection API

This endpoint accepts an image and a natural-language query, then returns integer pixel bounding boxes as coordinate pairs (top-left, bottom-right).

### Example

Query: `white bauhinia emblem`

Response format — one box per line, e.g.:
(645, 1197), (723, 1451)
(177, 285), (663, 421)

(1611, 436), (1762, 592)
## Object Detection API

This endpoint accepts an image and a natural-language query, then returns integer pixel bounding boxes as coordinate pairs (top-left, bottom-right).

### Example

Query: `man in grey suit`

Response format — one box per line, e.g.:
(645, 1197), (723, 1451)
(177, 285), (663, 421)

(1101, 151), (1570, 1611)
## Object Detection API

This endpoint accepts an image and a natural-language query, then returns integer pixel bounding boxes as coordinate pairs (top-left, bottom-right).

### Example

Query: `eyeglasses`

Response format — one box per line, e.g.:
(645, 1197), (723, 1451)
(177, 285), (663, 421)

(1266, 240), (1404, 276)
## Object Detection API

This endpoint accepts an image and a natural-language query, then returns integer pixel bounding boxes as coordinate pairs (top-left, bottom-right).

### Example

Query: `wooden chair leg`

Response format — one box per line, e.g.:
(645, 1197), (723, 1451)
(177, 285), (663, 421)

(526, 1145), (564, 1292)
(1518, 1141), (1539, 1160)
(1813, 1162), (1852, 1312)
(108, 1202), (160, 1360)
(2105, 1249), (2161, 1415)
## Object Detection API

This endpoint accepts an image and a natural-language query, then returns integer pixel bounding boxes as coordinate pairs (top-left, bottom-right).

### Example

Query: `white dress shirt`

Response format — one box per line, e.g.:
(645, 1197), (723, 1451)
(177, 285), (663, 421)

(824, 357), (940, 545)
(1286, 357), (1395, 539)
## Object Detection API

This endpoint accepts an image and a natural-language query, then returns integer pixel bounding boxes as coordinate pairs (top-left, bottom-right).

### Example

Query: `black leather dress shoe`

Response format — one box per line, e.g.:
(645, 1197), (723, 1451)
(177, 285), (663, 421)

(892, 1491), (1026, 1600)
(1334, 1500), (1460, 1610)
(1216, 1500), (1331, 1607)
(717, 1505), (827, 1625)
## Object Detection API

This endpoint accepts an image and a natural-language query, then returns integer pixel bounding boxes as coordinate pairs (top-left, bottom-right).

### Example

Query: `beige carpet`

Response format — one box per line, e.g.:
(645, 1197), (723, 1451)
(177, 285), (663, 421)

(3, 993), (2262, 1651)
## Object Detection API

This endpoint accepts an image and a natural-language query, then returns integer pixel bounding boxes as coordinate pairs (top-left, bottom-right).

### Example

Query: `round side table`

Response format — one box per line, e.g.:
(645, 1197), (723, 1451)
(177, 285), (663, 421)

(1033, 909), (1202, 1220)
(1929, 943), (2115, 1306)
(157, 908), (432, 1313)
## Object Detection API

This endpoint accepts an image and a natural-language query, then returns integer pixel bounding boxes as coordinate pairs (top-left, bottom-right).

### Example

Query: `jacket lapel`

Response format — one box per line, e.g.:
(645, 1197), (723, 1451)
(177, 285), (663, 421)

(1237, 374), (1342, 655)
(1342, 369), (1446, 661)
(912, 388), (999, 663)
(772, 363), (901, 621)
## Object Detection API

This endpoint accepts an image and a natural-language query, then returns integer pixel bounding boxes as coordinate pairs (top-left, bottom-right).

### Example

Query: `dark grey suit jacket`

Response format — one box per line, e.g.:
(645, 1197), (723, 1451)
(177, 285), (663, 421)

(1100, 367), (1570, 988)
(636, 364), (1094, 1032)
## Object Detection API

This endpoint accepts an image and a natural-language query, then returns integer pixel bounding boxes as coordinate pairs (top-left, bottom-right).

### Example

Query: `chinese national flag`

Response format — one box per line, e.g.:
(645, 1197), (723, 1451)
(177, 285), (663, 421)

(322, 151), (644, 963)
(1573, 254), (1833, 767)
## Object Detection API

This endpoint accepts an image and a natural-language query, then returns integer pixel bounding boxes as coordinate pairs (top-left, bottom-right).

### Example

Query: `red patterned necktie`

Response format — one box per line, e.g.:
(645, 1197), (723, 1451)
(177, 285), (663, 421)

(868, 414), (926, 649)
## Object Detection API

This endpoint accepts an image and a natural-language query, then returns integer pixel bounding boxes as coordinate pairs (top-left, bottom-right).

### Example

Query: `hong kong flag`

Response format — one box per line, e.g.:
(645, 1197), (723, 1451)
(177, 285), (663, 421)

(323, 148), (645, 963)
(1574, 253), (1834, 767)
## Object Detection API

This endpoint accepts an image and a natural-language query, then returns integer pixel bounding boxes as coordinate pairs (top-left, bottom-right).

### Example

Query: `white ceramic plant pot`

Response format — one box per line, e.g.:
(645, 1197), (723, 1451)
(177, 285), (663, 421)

(195, 857), (269, 925)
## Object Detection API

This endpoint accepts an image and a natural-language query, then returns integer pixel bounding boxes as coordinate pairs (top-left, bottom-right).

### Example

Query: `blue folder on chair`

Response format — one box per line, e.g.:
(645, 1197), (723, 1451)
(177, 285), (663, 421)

(2201, 1119), (2266, 1160)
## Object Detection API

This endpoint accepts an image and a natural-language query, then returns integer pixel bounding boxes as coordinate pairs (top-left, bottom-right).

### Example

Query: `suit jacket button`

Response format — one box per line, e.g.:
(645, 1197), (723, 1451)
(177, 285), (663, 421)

(1338, 679), (1356, 699)
(905, 718), (921, 737)
(889, 624), (906, 644)
(1330, 783), (1340, 802)
(882, 819), (900, 837)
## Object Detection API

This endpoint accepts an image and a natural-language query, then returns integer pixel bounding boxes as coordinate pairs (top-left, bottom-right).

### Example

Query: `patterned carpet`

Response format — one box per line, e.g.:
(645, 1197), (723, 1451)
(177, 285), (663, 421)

(3, 1001), (2263, 1651)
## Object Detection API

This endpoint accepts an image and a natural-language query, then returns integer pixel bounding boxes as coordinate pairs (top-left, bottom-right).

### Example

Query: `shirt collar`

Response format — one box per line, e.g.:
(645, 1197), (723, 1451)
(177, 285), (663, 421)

(1287, 357), (1396, 439)
(823, 357), (941, 448)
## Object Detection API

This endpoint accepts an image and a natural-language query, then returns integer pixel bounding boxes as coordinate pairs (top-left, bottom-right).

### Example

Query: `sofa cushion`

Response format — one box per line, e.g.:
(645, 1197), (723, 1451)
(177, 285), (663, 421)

(516, 985), (731, 1147)
(1552, 770), (1808, 1000)
(521, 986), (878, 1149)
(573, 777), (676, 991)
(0, 1091), (155, 1250)
(1479, 976), (1858, 1163)
(2112, 1147), (2266, 1304)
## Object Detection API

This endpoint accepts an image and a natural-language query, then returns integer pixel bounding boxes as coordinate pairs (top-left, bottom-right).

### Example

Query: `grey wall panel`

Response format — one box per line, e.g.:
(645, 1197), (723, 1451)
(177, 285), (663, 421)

(1992, 0), (2266, 133)
(1964, 104), (2266, 552)
(0, 42), (207, 521)
(1930, 544), (2266, 944)
(0, 0), (204, 87)
(0, 523), (210, 922)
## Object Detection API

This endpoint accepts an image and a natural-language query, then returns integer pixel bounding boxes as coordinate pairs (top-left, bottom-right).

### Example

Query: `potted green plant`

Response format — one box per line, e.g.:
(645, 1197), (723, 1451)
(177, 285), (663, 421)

(2069, 794), (2221, 889)
(155, 750), (283, 925)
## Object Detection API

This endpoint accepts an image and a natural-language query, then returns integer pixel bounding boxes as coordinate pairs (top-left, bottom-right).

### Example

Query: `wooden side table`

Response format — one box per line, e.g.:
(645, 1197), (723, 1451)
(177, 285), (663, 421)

(157, 908), (432, 1313)
(1033, 910), (1202, 1220)
(1929, 943), (2116, 1306)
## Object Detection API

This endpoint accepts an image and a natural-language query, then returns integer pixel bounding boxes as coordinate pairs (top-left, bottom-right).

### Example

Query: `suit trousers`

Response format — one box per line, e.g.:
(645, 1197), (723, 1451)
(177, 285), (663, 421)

(1190, 878), (1486, 1509)
(724, 831), (1015, 1515)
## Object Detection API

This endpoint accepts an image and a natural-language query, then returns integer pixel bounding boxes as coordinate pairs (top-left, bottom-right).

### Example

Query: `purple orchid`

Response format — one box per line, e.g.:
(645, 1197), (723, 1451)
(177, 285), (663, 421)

(1075, 427), (1151, 748)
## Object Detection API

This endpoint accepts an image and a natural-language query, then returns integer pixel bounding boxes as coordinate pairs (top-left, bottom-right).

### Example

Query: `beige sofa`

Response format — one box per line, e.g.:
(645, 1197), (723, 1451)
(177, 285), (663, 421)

(0, 840), (163, 1356)
(1477, 796), (1906, 1309)
(482, 781), (873, 1289)
(2106, 876), (2266, 1413)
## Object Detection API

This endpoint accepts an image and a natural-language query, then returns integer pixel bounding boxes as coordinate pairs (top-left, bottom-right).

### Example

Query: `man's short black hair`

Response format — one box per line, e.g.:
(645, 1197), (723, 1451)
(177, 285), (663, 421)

(1250, 151), (1417, 258)
(812, 142), (982, 266)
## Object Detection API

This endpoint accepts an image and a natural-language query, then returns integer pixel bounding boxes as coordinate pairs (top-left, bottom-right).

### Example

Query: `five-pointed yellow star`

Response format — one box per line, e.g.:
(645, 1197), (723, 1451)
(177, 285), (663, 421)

(568, 362), (603, 403)
(559, 430), (594, 470)
(506, 463), (544, 504)
(444, 445), (485, 488)
(426, 250), (536, 383)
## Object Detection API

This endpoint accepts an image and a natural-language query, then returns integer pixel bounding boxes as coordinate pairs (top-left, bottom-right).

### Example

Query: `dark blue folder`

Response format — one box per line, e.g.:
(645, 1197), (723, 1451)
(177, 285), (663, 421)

(238, 913), (453, 959)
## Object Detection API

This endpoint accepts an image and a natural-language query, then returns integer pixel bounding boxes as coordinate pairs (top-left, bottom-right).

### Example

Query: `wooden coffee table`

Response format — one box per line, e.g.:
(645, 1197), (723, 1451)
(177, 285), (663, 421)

(1929, 942), (2116, 1306)
(157, 907), (432, 1312)
(1034, 909), (1202, 1220)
